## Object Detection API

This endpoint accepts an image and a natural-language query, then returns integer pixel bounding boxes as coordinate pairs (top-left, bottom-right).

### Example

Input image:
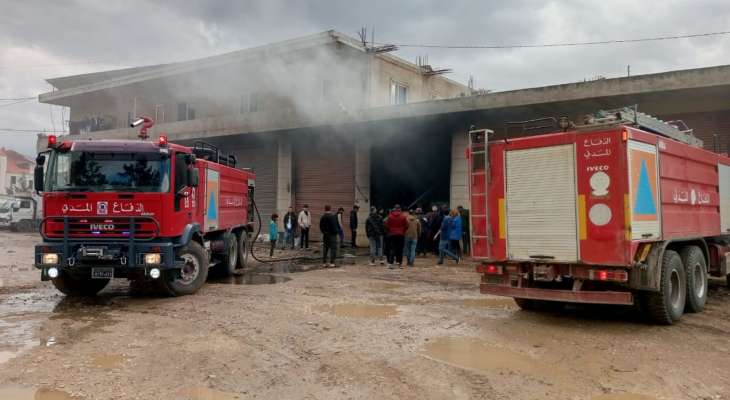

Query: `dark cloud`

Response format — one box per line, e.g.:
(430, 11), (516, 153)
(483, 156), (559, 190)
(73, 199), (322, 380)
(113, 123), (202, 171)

(1, 0), (729, 156)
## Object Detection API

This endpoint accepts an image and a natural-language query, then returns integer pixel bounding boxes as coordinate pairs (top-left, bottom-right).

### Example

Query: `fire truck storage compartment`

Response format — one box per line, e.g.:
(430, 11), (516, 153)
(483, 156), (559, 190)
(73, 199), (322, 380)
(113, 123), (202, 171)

(505, 144), (578, 262)
(718, 163), (730, 233)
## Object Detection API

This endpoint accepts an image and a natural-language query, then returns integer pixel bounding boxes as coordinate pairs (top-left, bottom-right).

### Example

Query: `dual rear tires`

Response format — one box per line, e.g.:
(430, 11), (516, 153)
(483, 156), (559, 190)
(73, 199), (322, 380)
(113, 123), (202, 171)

(643, 246), (708, 325)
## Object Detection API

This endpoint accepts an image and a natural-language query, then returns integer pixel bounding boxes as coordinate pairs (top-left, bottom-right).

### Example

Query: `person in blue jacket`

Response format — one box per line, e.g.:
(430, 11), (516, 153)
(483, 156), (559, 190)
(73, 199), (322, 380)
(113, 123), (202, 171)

(436, 210), (459, 264)
(449, 208), (463, 260)
(269, 213), (279, 257)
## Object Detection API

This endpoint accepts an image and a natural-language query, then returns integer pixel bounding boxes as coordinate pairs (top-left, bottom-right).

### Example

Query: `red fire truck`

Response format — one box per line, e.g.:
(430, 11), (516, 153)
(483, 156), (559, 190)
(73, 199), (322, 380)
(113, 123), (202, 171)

(469, 109), (730, 324)
(33, 119), (255, 297)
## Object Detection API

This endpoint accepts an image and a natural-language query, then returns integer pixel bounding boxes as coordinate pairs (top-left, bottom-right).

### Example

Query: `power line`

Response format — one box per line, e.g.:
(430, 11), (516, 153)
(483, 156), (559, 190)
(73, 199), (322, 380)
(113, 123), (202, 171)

(0, 99), (33, 108)
(377, 30), (730, 49)
(0, 128), (55, 133)
(0, 97), (35, 101)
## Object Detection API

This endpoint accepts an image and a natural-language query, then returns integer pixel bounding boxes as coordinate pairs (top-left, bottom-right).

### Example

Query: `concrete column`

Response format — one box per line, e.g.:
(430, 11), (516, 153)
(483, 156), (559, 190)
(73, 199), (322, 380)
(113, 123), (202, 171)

(450, 131), (470, 210)
(354, 136), (371, 247)
(275, 135), (293, 216)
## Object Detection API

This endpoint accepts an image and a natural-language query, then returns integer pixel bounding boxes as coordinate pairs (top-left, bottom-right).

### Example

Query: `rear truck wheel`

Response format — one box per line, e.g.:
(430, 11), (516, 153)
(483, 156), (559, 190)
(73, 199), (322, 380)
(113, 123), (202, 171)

(513, 298), (536, 310)
(236, 231), (249, 270)
(52, 274), (109, 296)
(680, 246), (708, 313)
(644, 250), (686, 325)
(158, 241), (209, 296)
(216, 232), (238, 276)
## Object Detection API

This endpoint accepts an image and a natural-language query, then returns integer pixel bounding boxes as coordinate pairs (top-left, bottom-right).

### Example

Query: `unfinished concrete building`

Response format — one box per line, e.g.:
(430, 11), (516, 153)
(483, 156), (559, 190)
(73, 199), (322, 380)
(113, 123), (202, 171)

(38, 30), (730, 245)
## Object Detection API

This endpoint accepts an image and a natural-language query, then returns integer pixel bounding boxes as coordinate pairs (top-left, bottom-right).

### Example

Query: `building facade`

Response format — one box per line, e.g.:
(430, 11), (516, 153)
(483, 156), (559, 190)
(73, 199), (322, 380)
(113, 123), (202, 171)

(38, 31), (730, 245)
(0, 148), (34, 195)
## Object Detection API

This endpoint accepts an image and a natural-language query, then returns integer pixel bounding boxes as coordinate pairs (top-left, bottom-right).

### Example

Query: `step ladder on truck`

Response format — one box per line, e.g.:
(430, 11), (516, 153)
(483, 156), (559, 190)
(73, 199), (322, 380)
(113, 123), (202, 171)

(468, 107), (730, 324)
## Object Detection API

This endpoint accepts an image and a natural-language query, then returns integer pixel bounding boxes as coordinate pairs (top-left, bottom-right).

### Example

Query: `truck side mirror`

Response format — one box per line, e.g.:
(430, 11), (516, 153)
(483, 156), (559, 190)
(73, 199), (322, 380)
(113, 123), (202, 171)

(187, 168), (199, 187)
(34, 153), (46, 193)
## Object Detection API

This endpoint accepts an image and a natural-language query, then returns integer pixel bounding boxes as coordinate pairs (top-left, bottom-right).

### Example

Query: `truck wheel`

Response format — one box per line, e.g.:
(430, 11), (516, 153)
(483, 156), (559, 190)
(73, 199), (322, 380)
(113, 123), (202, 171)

(644, 250), (686, 324)
(236, 232), (249, 270)
(160, 241), (209, 296)
(17, 220), (33, 232)
(680, 246), (707, 313)
(52, 274), (109, 296)
(217, 232), (238, 276)
(513, 298), (536, 310)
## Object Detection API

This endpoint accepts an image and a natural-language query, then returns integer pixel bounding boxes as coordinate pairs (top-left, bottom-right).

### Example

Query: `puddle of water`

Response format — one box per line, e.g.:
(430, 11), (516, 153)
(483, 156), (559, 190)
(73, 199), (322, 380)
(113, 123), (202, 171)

(422, 337), (567, 382)
(592, 395), (656, 400)
(91, 353), (124, 369)
(0, 385), (73, 400)
(461, 298), (517, 309)
(315, 304), (398, 319)
(211, 273), (291, 285)
(179, 386), (241, 400)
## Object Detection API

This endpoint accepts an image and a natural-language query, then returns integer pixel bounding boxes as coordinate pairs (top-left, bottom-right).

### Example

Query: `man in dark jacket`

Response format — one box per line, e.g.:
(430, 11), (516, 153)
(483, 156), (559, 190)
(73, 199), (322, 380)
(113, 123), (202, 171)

(427, 205), (443, 255)
(365, 207), (385, 265)
(349, 204), (359, 248)
(282, 206), (297, 249)
(384, 204), (409, 268)
(319, 205), (340, 267)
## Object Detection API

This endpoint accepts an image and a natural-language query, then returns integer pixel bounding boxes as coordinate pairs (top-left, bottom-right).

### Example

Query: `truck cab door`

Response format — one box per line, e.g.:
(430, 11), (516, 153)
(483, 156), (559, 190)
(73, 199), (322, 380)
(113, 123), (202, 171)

(468, 129), (493, 259)
(173, 152), (194, 221)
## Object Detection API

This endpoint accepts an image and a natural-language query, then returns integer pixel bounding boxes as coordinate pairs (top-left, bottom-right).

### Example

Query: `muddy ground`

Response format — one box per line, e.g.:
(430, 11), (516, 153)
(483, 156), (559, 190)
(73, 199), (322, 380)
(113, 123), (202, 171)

(0, 230), (729, 400)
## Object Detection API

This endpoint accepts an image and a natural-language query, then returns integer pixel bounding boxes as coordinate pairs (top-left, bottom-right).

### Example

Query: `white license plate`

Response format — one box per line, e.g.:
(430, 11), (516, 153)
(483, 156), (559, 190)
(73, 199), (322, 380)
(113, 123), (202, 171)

(91, 268), (113, 279)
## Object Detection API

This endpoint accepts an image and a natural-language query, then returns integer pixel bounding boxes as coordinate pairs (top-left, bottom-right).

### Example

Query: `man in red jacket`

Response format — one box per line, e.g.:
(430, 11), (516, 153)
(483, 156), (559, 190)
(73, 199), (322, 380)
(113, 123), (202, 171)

(384, 204), (409, 269)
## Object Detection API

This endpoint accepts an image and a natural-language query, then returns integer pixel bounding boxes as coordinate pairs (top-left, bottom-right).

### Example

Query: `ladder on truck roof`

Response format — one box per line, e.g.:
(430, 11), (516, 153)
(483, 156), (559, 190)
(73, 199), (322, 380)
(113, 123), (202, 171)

(578, 106), (703, 148)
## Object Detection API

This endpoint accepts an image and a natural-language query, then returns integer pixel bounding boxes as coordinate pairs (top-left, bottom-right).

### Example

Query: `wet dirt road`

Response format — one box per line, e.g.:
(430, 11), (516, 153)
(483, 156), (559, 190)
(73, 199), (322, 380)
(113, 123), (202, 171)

(1, 231), (729, 399)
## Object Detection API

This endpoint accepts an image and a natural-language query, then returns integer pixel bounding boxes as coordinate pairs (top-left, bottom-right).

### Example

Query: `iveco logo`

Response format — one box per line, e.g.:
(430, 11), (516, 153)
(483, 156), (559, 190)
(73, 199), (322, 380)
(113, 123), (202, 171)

(90, 223), (115, 231)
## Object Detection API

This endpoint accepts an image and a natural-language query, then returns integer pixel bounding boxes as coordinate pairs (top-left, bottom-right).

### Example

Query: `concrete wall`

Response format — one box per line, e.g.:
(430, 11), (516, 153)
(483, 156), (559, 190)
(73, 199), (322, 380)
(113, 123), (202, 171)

(354, 135), (371, 247)
(450, 131), (470, 210)
(371, 56), (468, 105)
(275, 136), (293, 217)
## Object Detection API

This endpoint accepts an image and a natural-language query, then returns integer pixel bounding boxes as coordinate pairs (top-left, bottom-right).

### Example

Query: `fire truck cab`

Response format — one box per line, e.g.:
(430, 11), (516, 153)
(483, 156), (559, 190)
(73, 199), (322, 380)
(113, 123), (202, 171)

(33, 133), (255, 297)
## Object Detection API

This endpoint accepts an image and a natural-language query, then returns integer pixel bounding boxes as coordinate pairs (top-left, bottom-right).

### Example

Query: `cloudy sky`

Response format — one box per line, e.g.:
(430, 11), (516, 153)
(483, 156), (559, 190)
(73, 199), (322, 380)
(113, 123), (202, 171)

(1, 0), (729, 157)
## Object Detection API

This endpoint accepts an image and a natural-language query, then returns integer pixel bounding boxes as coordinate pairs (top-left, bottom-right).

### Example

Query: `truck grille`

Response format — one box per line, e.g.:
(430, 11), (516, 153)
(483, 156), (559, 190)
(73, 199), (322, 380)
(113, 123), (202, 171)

(44, 217), (159, 239)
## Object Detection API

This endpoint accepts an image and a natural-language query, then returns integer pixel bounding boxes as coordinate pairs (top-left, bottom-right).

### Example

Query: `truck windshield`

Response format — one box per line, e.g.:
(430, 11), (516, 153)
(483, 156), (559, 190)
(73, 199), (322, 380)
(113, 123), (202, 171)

(46, 151), (170, 193)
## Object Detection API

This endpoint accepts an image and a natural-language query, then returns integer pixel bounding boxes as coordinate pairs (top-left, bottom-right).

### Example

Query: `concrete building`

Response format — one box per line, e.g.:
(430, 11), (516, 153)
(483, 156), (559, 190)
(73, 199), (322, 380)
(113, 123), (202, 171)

(38, 30), (730, 245)
(0, 148), (34, 195)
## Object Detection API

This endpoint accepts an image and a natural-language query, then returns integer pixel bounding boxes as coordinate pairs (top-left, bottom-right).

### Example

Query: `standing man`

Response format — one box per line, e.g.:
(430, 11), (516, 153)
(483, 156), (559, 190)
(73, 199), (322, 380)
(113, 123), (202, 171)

(319, 205), (339, 267)
(269, 213), (279, 257)
(384, 204), (409, 269)
(365, 206), (385, 265)
(404, 209), (421, 267)
(457, 205), (470, 256)
(336, 207), (345, 249)
(436, 211), (458, 265)
(427, 205), (442, 255)
(349, 204), (359, 248)
(416, 207), (429, 256)
(449, 209), (463, 260)
(298, 204), (311, 249)
(283, 206), (297, 249)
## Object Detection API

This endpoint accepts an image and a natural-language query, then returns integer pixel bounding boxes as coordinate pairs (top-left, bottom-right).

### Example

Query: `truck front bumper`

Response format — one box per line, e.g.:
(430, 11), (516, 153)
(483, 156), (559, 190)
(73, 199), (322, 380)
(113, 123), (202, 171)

(35, 240), (182, 280)
(480, 283), (634, 305)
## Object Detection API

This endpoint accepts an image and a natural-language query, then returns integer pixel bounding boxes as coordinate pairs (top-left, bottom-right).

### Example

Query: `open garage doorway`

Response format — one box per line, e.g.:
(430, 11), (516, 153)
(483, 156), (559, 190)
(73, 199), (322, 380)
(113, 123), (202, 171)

(369, 125), (452, 211)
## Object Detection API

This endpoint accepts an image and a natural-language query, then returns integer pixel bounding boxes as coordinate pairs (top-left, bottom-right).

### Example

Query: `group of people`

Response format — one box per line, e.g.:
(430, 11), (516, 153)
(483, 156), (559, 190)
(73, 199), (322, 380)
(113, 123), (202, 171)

(267, 202), (470, 268)
(365, 204), (470, 269)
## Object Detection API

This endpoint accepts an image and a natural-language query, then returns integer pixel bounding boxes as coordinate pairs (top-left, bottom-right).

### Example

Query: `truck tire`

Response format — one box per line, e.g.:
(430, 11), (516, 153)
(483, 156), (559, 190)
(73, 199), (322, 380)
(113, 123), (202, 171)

(513, 298), (536, 310)
(644, 250), (686, 324)
(680, 246), (707, 313)
(236, 232), (249, 270)
(159, 241), (209, 296)
(217, 232), (238, 276)
(52, 274), (109, 296)
(17, 220), (33, 232)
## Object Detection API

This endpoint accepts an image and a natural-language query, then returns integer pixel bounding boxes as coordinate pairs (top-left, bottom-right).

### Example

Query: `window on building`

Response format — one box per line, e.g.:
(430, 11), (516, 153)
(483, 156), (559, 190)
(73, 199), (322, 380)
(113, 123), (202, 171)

(177, 102), (187, 121)
(240, 94), (250, 114)
(250, 92), (260, 112)
(390, 81), (408, 105)
(10, 176), (16, 185)
(154, 104), (165, 123)
(177, 102), (196, 121)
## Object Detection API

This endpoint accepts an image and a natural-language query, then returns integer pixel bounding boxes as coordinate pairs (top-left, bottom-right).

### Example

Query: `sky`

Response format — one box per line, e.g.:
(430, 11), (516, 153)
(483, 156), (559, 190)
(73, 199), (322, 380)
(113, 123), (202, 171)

(1, 0), (729, 157)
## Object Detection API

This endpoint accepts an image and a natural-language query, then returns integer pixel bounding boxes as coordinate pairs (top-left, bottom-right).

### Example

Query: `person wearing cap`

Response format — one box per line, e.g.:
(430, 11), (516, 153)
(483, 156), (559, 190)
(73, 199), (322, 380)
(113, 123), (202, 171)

(384, 204), (409, 269)
(298, 204), (311, 249)
(349, 204), (360, 248)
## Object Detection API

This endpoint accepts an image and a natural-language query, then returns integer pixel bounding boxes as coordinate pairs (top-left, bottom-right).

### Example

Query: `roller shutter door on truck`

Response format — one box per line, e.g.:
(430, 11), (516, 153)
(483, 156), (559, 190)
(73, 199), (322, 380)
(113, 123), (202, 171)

(505, 144), (578, 262)
(294, 134), (355, 242)
(230, 141), (277, 222)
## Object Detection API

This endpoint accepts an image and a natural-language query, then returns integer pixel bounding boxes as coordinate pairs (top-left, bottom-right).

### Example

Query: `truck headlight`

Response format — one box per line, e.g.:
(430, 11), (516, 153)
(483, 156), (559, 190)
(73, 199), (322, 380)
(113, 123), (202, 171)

(143, 253), (161, 265)
(41, 253), (59, 265)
